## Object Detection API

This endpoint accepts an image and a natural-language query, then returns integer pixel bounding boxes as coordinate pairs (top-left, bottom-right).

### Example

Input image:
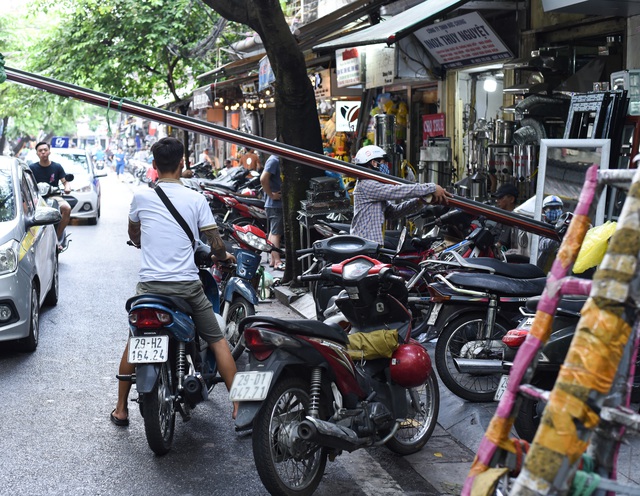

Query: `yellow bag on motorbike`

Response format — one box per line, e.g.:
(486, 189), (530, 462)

(573, 221), (617, 274)
(347, 329), (399, 361)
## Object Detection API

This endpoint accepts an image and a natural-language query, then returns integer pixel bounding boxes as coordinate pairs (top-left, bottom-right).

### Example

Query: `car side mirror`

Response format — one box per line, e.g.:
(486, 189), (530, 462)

(26, 206), (62, 228)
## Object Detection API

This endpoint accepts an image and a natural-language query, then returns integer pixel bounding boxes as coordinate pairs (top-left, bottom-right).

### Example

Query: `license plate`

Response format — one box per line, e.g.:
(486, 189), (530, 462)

(128, 335), (169, 363)
(426, 303), (443, 326)
(494, 374), (509, 401)
(229, 371), (273, 401)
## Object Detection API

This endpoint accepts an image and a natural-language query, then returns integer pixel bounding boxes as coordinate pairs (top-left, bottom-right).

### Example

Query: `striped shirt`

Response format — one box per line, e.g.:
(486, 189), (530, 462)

(350, 179), (436, 245)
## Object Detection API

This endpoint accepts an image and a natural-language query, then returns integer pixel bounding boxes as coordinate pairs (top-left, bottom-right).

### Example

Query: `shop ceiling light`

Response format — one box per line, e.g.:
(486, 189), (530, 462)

(483, 76), (497, 93)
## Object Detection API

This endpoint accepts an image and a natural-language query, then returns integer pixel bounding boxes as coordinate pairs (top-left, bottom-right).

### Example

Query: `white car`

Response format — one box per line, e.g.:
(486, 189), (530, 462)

(50, 148), (107, 225)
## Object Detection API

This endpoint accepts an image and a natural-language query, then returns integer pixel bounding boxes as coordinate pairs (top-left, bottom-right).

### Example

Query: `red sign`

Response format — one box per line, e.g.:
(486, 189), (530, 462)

(422, 113), (446, 144)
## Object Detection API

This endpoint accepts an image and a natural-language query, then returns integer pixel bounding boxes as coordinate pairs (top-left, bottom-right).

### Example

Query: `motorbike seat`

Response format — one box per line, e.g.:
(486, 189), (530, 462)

(323, 221), (351, 233)
(234, 196), (265, 207)
(240, 315), (349, 345)
(126, 294), (194, 315)
(525, 294), (587, 315)
(446, 272), (547, 297)
(460, 258), (545, 279)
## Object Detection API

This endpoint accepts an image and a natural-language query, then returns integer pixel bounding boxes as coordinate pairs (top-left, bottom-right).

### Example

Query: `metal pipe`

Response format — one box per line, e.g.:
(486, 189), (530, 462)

(454, 358), (504, 374)
(5, 66), (558, 239)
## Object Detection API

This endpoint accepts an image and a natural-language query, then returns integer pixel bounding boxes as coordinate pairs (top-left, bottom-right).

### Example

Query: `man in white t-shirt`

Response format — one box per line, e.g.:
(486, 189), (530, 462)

(111, 137), (238, 426)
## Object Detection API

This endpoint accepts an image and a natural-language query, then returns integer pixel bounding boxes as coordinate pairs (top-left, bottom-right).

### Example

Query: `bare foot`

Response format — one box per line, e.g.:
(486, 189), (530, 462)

(232, 401), (239, 420)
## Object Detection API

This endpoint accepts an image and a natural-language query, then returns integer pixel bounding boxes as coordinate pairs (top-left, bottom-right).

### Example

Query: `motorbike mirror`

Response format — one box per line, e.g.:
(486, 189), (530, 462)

(65, 173), (74, 182)
(396, 227), (407, 255)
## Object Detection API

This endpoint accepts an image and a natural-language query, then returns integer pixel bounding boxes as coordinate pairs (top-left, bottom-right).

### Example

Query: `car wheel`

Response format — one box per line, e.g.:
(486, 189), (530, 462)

(43, 255), (59, 306)
(16, 286), (40, 352)
(88, 216), (98, 225)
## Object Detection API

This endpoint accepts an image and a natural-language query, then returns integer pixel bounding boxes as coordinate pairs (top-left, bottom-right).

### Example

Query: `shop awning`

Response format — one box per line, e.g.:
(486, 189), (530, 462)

(541, 0), (640, 16)
(313, 0), (470, 52)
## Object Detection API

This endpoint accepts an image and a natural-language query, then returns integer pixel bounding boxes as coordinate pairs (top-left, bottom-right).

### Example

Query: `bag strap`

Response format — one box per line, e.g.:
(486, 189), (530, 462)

(154, 185), (195, 248)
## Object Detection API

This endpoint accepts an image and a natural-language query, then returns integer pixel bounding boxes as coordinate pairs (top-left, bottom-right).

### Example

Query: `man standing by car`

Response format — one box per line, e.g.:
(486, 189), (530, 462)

(29, 141), (71, 251)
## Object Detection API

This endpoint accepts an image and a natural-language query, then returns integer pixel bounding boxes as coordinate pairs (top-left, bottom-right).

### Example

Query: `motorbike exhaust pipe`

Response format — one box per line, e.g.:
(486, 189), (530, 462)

(453, 358), (505, 374)
(298, 418), (368, 453)
(183, 374), (209, 403)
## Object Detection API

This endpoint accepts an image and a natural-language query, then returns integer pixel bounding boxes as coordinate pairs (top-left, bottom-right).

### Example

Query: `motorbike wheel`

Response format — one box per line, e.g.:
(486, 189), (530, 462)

(386, 372), (440, 455)
(514, 375), (557, 442)
(226, 296), (255, 359)
(253, 377), (327, 496)
(142, 362), (176, 456)
(435, 313), (509, 402)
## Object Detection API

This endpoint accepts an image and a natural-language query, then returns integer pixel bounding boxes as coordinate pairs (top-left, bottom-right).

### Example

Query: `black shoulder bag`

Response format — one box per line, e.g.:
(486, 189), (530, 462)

(154, 185), (208, 265)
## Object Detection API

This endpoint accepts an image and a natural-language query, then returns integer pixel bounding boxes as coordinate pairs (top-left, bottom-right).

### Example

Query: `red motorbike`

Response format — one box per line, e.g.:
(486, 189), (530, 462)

(232, 255), (439, 496)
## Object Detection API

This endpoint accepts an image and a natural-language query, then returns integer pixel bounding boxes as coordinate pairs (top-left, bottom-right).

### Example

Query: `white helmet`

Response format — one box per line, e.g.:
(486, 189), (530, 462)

(542, 195), (563, 209)
(354, 145), (386, 165)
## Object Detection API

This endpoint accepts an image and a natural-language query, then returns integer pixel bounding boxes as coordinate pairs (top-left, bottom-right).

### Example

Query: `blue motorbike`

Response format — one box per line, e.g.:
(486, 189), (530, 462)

(123, 242), (226, 455)
(213, 221), (281, 359)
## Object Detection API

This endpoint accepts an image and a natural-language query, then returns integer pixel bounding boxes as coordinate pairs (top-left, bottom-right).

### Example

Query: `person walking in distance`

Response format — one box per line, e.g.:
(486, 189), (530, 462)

(114, 147), (127, 182)
(350, 145), (450, 245)
(260, 154), (284, 270)
(29, 141), (72, 251)
(240, 149), (261, 172)
(110, 137), (239, 426)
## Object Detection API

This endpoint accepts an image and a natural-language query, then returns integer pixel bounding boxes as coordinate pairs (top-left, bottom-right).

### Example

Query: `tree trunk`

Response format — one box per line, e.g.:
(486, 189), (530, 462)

(202, 0), (323, 284)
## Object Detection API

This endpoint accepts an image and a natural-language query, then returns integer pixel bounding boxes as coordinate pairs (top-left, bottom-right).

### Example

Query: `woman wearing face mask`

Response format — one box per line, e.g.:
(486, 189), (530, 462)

(350, 145), (450, 245)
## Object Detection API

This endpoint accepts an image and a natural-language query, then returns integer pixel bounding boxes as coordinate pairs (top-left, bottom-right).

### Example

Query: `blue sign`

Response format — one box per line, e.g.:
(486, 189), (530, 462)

(51, 136), (70, 148)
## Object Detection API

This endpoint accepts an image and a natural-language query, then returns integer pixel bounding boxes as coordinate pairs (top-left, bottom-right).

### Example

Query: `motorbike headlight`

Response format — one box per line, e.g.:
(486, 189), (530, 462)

(0, 240), (19, 275)
(342, 259), (374, 281)
(236, 230), (271, 252)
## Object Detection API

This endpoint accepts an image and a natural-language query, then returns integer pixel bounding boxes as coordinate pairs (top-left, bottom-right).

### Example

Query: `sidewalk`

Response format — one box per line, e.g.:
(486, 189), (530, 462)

(265, 269), (640, 494)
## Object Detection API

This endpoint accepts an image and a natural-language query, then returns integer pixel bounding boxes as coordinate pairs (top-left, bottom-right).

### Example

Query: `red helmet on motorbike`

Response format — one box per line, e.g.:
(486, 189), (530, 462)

(390, 343), (432, 388)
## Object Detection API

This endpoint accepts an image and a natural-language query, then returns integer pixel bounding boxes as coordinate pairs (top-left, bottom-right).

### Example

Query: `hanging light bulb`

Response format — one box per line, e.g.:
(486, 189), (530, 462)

(483, 75), (497, 93)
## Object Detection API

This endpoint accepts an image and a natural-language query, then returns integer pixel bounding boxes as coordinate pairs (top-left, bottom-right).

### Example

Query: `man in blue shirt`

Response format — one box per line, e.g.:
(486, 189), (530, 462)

(260, 154), (284, 270)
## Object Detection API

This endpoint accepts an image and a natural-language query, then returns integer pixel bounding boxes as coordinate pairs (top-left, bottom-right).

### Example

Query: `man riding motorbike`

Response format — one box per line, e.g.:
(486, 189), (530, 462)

(111, 137), (238, 426)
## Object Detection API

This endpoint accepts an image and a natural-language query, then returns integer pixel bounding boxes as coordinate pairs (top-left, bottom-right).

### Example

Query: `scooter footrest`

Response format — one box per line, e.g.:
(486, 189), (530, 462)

(116, 374), (135, 383)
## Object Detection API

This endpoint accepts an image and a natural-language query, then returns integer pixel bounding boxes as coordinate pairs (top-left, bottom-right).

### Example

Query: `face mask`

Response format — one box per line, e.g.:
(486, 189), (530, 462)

(544, 207), (562, 223)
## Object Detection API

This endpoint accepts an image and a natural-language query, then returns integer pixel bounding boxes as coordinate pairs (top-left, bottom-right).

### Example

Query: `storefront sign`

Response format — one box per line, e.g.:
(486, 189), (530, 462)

(422, 113), (446, 144)
(365, 45), (395, 89)
(258, 56), (276, 91)
(192, 88), (212, 110)
(415, 12), (512, 69)
(335, 101), (360, 132)
(335, 48), (362, 88)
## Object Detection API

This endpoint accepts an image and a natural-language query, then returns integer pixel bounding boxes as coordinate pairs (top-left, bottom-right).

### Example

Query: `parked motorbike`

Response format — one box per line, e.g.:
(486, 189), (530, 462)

(233, 255), (440, 496)
(120, 240), (228, 455)
(37, 173), (74, 253)
(213, 220), (282, 359)
(426, 252), (547, 402)
(490, 289), (640, 441)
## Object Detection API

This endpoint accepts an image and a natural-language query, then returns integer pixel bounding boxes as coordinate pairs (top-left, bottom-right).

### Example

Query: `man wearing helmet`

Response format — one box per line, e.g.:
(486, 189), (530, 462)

(350, 145), (450, 245)
(537, 195), (564, 271)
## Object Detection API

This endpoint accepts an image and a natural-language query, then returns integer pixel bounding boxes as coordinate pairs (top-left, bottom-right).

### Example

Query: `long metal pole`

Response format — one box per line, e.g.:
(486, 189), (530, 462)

(5, 66), (558, 240)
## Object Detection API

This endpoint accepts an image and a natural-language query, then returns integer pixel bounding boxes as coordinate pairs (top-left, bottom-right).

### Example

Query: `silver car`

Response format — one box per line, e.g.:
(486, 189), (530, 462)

(50, 148), (107, 225)
(0, 157), (61, 351)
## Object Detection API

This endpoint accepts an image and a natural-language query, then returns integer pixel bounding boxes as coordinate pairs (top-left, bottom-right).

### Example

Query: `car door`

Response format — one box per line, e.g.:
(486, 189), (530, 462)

(22, 170), (55, 300)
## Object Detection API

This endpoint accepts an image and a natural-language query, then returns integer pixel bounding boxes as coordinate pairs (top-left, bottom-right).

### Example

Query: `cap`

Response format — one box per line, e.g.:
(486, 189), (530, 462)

(492, 183), (519, 199)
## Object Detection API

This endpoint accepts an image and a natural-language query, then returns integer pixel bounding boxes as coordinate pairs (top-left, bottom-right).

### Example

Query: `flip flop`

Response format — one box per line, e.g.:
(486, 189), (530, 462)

(275, 262), (286, 271)
(110, 409), (129, 427)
